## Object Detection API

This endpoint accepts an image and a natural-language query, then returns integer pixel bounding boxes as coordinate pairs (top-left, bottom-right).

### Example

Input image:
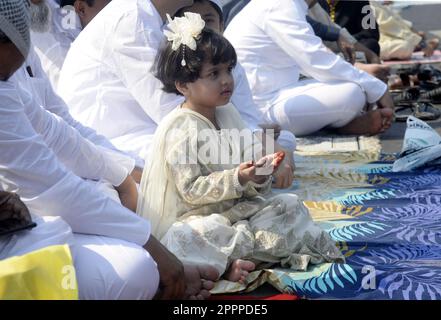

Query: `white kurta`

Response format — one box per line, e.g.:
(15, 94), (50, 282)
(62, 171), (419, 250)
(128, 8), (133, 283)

(224, 0), (388, 135)
(0, 80), (150, 246)
(31, 0), (81, 92)
(10, 47), (142, 168)
(58, 0), (296, 162)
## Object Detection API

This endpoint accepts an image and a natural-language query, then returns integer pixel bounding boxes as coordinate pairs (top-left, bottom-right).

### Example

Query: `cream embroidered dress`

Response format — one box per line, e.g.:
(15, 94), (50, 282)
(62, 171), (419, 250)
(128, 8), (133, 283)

(137, 103), (344, 276)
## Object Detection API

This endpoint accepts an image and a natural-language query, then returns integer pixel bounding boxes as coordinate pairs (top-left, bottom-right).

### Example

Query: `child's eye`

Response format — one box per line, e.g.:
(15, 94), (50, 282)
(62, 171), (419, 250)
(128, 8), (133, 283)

(210, 71), (219, 78)
(228, 66), (234, 73)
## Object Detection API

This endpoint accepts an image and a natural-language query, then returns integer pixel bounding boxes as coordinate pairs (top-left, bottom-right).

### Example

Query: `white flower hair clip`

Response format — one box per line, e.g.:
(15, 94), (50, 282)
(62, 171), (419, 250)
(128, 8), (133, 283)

(163, 12), (206, 67)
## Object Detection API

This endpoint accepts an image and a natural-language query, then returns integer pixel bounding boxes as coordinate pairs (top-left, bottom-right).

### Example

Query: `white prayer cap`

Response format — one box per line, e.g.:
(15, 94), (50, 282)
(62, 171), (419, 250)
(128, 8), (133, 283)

(0, 0), (30, 59)
(209, 0), (223, 13)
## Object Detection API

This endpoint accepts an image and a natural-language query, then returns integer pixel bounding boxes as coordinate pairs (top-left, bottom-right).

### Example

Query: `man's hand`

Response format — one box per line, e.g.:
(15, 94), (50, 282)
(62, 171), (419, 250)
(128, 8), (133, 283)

(143, 236), (186, 300)
(0, 191), (32, 226)
(115, 175), (138, 212)
(130, 166), (143, 184)
(354, 42), (381, 64)
(258, 123), (281, 140)
(337, 33), (356, 64)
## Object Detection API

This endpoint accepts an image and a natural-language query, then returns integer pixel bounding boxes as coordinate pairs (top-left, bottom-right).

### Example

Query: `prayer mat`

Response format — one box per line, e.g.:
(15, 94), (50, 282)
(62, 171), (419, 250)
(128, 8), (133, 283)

(212, 135), (441, 299)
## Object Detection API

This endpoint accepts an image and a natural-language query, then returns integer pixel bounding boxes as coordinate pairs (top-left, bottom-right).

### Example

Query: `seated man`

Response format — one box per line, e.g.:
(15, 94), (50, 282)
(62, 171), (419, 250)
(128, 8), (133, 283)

(318, 0), (381, 56)
(58, 0), (295, 189)
(370, 0), (439, 61)
(31, 0), (110, 91)
(0, 0), (217, 299)
(17, 0), (145, 173)
(225, 0), (395, 136)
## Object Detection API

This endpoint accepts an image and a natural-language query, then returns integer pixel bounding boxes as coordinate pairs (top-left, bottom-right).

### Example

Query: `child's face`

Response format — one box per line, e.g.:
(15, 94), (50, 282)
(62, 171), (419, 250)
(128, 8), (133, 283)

(181, 1), (223, 33)
(180, 61), (234, 108)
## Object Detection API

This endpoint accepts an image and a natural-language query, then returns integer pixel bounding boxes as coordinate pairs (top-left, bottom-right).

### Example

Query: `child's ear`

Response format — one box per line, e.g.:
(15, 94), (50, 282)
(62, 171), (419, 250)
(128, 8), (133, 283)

(175, 81), (189, 96)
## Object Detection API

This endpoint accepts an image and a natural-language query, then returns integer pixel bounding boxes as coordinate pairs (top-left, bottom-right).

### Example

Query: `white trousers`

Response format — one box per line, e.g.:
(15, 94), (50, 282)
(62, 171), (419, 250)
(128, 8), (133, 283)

(263, 80), (366, 136)
(0, 215), (159, 300)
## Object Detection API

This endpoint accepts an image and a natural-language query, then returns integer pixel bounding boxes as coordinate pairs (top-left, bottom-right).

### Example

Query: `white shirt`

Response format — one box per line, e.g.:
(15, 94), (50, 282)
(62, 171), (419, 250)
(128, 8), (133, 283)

(0, 80), (150, 246)
(31, 0), (81, 91)
(10, 47), (140, 169)
(58, 0), (182, 162)
(224, 0), (387, 112)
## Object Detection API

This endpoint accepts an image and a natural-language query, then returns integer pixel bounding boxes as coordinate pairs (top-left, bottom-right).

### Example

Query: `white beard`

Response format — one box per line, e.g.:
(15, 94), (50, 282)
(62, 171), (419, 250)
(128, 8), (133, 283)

(30, 0), (52, 33)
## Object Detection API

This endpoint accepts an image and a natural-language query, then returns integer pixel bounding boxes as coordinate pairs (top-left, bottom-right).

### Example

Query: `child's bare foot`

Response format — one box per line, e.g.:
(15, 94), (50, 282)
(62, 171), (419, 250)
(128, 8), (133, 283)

(338, 108), (394, 136)
(225, 259), (256, 283)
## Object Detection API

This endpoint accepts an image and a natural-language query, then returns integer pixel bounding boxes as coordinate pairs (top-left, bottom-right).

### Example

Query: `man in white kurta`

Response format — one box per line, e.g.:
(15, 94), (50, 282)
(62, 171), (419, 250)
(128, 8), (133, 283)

(11, 46), (145, 168)
(0, 78), (160, 299)
(224, 0), (394, 136)
(58, 0), (297, 165)
(1, 0), (217, 299)
(31, 0), (81, 91)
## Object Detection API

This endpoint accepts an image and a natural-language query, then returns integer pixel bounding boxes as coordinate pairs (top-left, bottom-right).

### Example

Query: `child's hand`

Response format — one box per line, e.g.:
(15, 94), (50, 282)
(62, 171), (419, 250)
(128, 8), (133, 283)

(238, 152), (286, 186)
(255, 151), (285, 170)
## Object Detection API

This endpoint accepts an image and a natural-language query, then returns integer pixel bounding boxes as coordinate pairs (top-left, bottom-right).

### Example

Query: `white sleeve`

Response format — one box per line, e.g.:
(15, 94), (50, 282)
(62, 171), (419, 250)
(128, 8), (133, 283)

(110, 10), (183, 124)
(0, 82), (150, 245)
(19, 86), (128, 187)
(27, 48), (140, 170)
(264, 0), (387, 103)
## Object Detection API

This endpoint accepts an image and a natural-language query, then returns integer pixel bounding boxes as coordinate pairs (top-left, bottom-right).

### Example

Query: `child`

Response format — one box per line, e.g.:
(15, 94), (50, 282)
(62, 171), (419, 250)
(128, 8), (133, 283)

(175, 0), (297, 190)
(137, 13), (344, 283)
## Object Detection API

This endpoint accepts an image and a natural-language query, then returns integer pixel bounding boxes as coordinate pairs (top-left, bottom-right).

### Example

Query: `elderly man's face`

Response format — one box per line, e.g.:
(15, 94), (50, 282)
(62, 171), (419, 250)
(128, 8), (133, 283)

(29, 0), (51, 33)
(0, 41), (25, 81)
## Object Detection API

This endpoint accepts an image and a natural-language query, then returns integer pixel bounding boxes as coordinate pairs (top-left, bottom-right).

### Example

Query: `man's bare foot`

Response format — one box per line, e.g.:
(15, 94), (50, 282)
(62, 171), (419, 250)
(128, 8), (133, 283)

(184, 264), (219, 300)
(338, 108), (394, 136)
(423, 38), (439, 57)
(225, 259), (256, 283)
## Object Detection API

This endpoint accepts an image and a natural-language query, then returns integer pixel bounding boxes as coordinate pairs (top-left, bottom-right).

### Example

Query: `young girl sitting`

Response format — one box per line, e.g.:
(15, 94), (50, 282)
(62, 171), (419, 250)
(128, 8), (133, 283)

(137, 13), (344, 283)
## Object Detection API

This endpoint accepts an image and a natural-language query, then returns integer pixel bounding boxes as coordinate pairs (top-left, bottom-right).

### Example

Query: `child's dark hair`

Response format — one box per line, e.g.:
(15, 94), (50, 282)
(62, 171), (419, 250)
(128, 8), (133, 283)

(154, 28), (237, 96)
(175, 0), (224, 24)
